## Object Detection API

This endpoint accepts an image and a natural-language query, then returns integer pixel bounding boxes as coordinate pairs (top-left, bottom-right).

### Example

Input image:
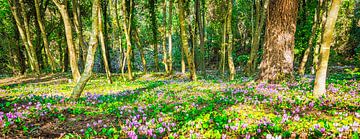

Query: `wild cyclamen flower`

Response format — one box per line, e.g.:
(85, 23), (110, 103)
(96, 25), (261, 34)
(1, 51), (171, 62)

(293, 114), (300, 121)
(221, 134), (227, 139)
(158, 127), (165, 134)
(245, 134), (251, 139)
(320, 128), (325, 133)
(309, 101), (314, 108)
(242, 123), (248, 129)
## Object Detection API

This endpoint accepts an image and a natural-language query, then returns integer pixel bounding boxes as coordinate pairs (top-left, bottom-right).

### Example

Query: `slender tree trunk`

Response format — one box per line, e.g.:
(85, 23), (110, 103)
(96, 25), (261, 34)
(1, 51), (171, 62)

(34, 0), (56, 71)
(72, 0), (87, 67)
(298, 0), (322, 76)
(314, 0), (341, 97)
(134, 29), (147, 74)
(178, 0), (196, 81)
(312, 0), (329, 74)
(53, 0), (81, 81)
(150, 0), (159, 72)
(181, 44), (186, 74)
(196, 0), (205, 75)
(99, 2), (113, 84)
(220, 7), (227, 75)
(168, 0), (173, 74)
(17, 0), (40, 74)
(258, 0), (298, 83)
(121, 0), (133, 80)
(161, 0), (168, 73)
(227, 0), (235, 80)
(71, 0), (100, 99)
(246, 0), (269, 75)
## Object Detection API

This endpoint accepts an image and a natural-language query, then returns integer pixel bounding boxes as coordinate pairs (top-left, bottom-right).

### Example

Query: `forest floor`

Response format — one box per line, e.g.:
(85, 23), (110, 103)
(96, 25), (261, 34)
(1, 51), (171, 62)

(0, 71), (359, 138)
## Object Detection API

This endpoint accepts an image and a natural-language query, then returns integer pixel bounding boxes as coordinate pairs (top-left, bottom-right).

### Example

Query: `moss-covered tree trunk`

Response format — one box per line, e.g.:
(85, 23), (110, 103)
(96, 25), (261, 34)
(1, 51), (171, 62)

(53, 0), (81, 81)
(258, 0), (298, 83)
(178, 0), (196, 81)
(121, 0), (133, 80)
(72, 0), (87, 67)
(314, 0), (341, 97)
(134, 29), (147, 74)
(71, 0), (100, 99)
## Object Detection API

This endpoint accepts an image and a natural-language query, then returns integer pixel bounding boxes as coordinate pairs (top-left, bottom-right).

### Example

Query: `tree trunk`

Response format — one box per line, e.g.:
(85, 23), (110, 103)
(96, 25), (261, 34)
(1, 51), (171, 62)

(71, 0), (100, 99)
(34, 0), (56, 72)
(312, 0), (329, 74)
(17, 0), (40, 74)
(99, 2), (113, 84)
(178, 0), (196, 81)
(258, 0), (298, 83)
(134, 29), (147, 74)
(313, 0), (341, 97)
(246, 0), (269, 75)
(53, 0), (81, 81)
(227, 0), (235, 80)
(150, 0), (159, 72)
(168, 0), (173, 74)
(121, 0), (133, 80)
(196, 0), (205, 75)
(72, 0), (87, 67)
(220, 6), (227, 75)
(162, 0), (168, 73)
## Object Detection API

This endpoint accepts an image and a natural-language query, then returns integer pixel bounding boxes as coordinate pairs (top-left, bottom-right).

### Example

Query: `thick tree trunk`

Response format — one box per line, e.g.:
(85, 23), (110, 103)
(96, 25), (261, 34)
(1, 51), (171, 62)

(258, 0), (298, 83)
(53, 0), (81, 81)
(150, 0), (159, 72)
(162, 0), (168, 73)
(227, 0), (235, 80)
(99, 3), (113, 84)
(34, 0), (56, 71)
(246, 0), (269, 75)
(314, 0), (341, 97)
(220, 8), (227, 75)
(178, 0), (196, 81)
(168, 0), (173, 74)
(71, 0), (100, 99)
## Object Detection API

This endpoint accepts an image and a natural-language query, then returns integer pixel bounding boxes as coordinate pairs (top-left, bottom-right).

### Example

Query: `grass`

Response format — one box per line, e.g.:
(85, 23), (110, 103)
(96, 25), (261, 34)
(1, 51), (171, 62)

(0, 71), (359, 138)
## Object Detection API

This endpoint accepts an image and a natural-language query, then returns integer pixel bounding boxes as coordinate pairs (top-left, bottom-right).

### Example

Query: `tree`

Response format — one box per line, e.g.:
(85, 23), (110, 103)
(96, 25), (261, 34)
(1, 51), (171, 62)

(258, 0), (298, 82)
(121, 0), (133, 80)
(167, 0), (173, 74)
(53, 0), (81, 81)
(178, 0), (196, 81)
(196, 0), (205, 75)
(150, 0), (159, 72)
(245, 0), (269, 75)
(161, 0), (168, 73)
(99, 0), (112, 84)
(8, 0), (40, 74)
(72, 0), (87, 66)
(313, 0), (341, 97)
(71, 0), (100, 99)
(227, 0), (235, 80)
(34, 0), (56, 71)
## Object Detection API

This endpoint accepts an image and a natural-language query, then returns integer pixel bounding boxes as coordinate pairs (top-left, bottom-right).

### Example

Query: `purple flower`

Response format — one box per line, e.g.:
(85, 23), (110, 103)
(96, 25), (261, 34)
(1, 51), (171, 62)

(257, 128), (261, 133)
(147, 129), (153, 136)
(309, 101), (314, 108)
(221, 134), (227, 139)
(320, 128), (325, 133)
(225, 124), (229, 130)
(245, 134), (251, 139)
(158, 127), (165, 134)
(242, 124), (248, 129)
(314, 124), (320, 129)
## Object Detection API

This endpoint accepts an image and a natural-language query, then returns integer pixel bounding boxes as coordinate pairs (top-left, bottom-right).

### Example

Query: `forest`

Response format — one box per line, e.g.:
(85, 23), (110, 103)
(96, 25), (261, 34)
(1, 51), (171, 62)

(0, 0), (359, 138)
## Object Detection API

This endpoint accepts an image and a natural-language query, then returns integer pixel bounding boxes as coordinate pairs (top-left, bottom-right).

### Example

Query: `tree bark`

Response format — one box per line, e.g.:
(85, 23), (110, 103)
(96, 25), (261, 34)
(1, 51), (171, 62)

(314, 0), (341, 97)
(71, 0), (100, 99)
(178, 0), (196, 81)
(150, 0), (159, 72)
(53, 0), (81, 81)
(34, 0), (56, 72)
(72, 0), (87, 67)
(99, 2), (113, 84)
(258, 0), (298, 83)
(196, 0), (205, 75)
